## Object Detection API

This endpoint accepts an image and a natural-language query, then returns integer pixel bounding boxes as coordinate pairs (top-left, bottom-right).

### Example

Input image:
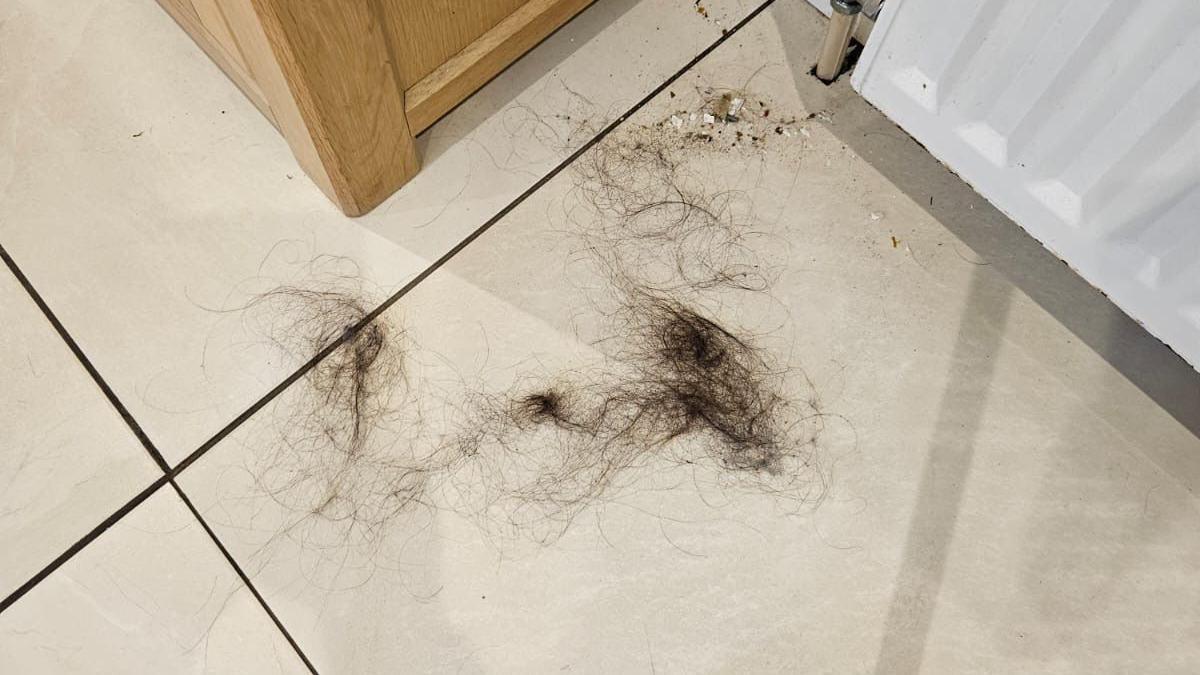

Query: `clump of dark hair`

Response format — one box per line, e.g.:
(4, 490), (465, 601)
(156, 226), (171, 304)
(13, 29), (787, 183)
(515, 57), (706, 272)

(227, 264), (455, 561)
(438, 126), (834, 541)
(251, 286), (401, 456)
(229, 97), (834, 554)
(569, 135), (778, 297)
(447, 291), (826, 542)
(513, 389), (574, 427)
(621, 293), (793, 473)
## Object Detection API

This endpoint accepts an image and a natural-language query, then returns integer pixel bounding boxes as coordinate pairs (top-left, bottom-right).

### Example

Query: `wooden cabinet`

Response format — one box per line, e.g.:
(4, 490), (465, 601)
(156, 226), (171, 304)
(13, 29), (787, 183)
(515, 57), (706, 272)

(155, 0), (595, 215)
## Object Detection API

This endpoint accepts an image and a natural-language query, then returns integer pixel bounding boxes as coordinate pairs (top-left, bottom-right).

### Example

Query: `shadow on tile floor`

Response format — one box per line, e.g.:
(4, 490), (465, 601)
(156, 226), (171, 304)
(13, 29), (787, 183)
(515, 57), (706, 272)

(774, 2), (1200, 446)
(772, 3), (1200, 673)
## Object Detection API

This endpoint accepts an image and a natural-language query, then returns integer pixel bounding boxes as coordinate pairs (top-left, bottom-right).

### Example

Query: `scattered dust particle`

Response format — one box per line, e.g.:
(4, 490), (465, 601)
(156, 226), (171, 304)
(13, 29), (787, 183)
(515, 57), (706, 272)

(726, 96), (744, 121)
(891, 236), (900, 248)
(715, 94), (731, 113)
(131, 131), (143, 138)
(649, 90), (806, 155)
(694, 1), (708, 18)
(286, 174), (294, 180)
(806, 110), (834, 124)
(669, 91), (676, 98)
(870, 211), (884, 221)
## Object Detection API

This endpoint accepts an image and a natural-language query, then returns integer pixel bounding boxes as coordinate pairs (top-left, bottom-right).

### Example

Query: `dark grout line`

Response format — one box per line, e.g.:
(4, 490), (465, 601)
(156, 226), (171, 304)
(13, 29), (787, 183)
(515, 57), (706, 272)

(171, 0), (779, 479)
(0, 243), (172, 474)
(0, 0), (776, 641)
(169, 481), (320, 675)
(0, 476), (171, 613)
(0, 245), (320, 672)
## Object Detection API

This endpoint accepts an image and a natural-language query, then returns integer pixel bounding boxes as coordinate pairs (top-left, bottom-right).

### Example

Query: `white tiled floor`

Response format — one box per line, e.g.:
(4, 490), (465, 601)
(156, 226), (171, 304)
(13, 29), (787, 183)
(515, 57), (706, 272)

(0, 488), (309, 674)
(3, 1), (1200, 673)
(0, 0), (431, 463)
(0, 266), (159, 600)
(0, 0), (761, 464)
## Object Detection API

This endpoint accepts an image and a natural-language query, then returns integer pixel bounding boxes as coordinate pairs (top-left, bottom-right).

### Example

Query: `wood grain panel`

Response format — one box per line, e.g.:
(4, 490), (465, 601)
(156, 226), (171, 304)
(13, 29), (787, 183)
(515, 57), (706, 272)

(190, 0), (250, 74)
(250, 0), (420, 215)
(157, 0), (200, 24)
(154, 0), (274, 121)
(156, 0), (594, 215)
(376, 0), (527, 88)
(215, 0), (336, 198)
(405, 0), (595, 133)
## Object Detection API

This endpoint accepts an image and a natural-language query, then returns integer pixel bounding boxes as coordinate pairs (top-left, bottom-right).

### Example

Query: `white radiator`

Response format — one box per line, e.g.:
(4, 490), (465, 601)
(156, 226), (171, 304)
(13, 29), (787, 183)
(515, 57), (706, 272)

(851, 0), (1200, 369)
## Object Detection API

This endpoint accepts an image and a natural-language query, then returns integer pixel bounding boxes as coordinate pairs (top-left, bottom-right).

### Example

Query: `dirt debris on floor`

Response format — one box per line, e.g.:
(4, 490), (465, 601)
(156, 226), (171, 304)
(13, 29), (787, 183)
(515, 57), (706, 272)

(657, 87), (813, 153)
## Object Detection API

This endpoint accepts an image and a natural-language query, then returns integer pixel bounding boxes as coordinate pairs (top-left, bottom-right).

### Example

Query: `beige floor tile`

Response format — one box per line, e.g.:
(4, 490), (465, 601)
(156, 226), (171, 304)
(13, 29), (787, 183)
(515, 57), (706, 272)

(179, 5), (1200, 673)
(0, 0), (760, 464)
(0, 265), (159, 601)
(0, 487), (309, 674)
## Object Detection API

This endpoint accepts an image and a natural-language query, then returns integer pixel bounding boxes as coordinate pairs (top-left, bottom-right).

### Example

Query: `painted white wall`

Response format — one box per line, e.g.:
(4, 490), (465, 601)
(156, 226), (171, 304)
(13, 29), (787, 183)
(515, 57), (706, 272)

(853, 0), (1200, 369)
